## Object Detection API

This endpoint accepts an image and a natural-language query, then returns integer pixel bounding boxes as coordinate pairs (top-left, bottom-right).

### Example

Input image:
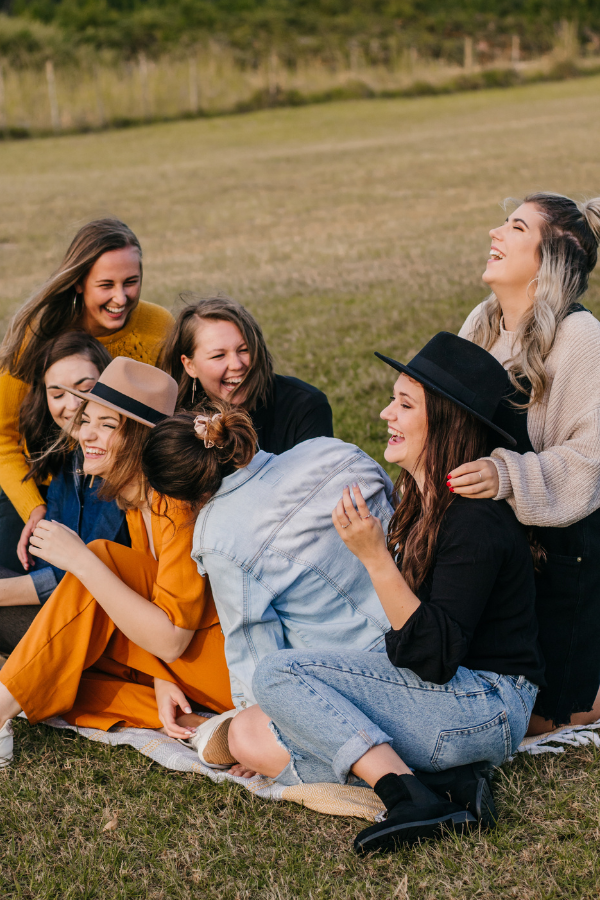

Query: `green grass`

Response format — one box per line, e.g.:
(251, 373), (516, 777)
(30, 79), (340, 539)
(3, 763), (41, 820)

(1, 76), (600, 897)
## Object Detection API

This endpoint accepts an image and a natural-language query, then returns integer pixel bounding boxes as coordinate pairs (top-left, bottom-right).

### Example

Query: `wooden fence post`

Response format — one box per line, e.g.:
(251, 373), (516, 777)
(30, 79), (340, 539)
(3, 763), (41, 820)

(93, 66), (105, 127)
(138, 52), (149, 119)
(0, 60), (6, 133)
(464, 36), (473, 71)
(511, 35), (520, 64)
(268, 50), (279, 97)
(189, 55), (199, 114)
(45, 60), (60, 132)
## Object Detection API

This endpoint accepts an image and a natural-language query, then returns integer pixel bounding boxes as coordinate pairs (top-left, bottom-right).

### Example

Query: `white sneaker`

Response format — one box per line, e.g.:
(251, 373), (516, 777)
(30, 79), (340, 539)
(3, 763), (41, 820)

(188, 709), (240, 769)
(0, 719), (13, 768)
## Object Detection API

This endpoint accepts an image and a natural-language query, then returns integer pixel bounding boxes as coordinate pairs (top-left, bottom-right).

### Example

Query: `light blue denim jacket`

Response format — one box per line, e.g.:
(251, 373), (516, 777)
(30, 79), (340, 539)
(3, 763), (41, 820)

(191, 437), (394, 708)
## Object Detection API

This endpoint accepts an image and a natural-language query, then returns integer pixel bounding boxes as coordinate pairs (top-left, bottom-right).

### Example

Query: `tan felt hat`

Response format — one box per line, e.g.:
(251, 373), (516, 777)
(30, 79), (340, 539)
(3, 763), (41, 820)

(58, 356), (178, 427)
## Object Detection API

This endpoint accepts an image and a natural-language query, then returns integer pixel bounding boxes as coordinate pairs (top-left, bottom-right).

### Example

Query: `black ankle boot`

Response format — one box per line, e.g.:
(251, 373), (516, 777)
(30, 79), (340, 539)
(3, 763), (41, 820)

(354, 773), (476, 855)
(414, 763), (498, 829)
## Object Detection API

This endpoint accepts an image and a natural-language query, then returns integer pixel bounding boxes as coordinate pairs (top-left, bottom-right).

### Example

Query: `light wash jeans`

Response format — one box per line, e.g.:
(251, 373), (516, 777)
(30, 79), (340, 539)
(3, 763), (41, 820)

(253, 650), (538, 786)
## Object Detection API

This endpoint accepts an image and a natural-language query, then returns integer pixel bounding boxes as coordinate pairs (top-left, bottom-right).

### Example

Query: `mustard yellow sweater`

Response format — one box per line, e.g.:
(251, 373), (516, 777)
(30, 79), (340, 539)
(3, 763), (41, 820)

(0, 300), (174, 521)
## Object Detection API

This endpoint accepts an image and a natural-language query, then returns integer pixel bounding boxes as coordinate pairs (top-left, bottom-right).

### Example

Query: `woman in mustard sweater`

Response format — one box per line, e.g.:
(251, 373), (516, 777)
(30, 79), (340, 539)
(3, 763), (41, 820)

(0, 217), (174, 573)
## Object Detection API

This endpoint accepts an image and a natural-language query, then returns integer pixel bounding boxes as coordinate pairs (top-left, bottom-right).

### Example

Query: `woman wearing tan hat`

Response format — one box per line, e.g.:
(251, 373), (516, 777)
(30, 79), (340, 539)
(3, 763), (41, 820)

(0, 357), (232, 766)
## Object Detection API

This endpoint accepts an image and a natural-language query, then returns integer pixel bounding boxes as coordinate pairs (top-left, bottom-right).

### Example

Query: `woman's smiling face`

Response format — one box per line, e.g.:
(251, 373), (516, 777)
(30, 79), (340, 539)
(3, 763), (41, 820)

(44, 354), (100, 432)
(380, 374), (428, 478)
(482, 202), (545, 296)
(78, 246), (142, 338)
(181, 318), (250, 405)
(78, 400), (121, 477)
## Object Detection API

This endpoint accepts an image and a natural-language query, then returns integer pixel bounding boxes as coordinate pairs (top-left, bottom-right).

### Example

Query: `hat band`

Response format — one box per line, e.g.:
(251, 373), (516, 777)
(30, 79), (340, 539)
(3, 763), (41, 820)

(91, 383), (168, 425)
(410, 356), (490, 414)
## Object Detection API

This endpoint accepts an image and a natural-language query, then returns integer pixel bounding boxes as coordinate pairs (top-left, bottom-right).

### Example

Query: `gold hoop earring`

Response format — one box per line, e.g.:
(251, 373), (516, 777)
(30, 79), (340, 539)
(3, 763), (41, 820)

(139, 474), (147, 504)
(191, 377), (197, 404)
(526, 277), (539, 303)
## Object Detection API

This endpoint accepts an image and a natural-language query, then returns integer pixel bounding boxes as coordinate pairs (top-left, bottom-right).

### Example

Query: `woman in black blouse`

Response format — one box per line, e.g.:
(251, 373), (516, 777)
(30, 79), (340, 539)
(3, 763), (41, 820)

(160, 295), (333, 454)
(225, 332), (544, 853)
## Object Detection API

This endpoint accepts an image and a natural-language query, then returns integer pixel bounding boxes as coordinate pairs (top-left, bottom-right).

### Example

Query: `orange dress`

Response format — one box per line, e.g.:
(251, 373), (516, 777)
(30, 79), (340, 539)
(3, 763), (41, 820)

(0, 500), (233, 729)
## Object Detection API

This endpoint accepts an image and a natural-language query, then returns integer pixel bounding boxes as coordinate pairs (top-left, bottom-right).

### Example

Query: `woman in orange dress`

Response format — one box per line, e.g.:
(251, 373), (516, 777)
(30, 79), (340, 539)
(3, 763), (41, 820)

(0, 357), (232, 765)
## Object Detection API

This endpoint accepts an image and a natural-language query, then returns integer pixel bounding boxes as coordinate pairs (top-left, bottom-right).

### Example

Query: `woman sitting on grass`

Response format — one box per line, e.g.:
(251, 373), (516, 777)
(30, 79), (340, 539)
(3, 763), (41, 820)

(141, 402), (394, 724)
(450, 192), (600, 734)
(221, 333), (545, 854)
(0, 218), (173, 577)
(0, 332), (130, 655)
(160, 294), (333, 454)
(0, 357), (232, 768)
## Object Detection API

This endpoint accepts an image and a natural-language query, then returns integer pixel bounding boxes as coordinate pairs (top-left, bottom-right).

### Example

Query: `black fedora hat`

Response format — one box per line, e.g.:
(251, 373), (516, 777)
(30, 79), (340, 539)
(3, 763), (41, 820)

(375, 332), (517, 447)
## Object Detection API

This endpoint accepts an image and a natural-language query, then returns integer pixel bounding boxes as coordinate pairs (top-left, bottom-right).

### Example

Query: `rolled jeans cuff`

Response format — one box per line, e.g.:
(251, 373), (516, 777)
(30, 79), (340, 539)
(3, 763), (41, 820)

(269, 717), (392, 786)
(30, 566), (58, 605)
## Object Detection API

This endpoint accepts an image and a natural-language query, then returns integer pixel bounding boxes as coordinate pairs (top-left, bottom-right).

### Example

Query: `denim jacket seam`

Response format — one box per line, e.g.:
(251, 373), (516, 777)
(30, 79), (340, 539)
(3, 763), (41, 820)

(245, 450), (371, 570)
(266, 545), (389, 632)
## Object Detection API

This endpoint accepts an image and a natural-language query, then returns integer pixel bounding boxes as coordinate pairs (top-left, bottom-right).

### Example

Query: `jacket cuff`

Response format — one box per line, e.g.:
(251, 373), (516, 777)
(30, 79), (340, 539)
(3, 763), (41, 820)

(486, 454), (512, 501)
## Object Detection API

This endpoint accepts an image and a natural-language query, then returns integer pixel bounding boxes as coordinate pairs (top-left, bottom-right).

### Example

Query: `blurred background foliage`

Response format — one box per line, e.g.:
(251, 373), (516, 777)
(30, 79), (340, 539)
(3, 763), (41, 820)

(1, 0), (600, 67)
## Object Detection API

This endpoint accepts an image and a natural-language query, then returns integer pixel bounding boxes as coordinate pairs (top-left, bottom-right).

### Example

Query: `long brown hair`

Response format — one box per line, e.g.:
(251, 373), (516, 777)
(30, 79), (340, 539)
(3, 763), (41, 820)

(471, 192), (600, 405)
(21, 331), (112, 483)
(0, 218), (142, 384)
(142, 401), (257, 512)
(387, 384), (493, 593)
(159, 294), (274, 411)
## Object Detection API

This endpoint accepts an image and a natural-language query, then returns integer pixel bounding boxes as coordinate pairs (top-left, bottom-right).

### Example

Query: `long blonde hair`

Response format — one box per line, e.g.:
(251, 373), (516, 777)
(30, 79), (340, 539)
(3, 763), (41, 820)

(0, 218), (142, 384)
(471, 192), (600, 405)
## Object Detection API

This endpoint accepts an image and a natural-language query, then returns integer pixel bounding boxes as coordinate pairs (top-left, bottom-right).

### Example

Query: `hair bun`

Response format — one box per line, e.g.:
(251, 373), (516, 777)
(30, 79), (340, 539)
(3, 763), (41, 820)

(197, 402), (256, 469)
(578, 197), (600, 245)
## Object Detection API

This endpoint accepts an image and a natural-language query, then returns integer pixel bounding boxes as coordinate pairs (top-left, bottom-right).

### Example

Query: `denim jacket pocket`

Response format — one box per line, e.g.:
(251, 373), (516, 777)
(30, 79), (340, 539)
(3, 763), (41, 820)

(430, 710), (511, 771)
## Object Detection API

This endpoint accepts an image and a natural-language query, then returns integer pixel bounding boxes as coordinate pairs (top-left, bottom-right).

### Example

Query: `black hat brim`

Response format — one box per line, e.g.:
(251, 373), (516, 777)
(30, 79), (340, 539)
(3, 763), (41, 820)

(375, 352), (517, 448)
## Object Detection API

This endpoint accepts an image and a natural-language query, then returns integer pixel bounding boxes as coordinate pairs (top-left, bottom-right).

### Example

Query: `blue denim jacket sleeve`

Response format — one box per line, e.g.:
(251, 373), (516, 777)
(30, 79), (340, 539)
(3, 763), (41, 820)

(195, 552), (286, 708)
(29, 468), (65, 585)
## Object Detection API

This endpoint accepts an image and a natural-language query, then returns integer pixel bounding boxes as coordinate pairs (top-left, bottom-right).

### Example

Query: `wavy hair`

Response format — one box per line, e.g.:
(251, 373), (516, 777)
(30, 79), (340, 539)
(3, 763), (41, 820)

(0, 218), (142, 385)
(159, 294), (274, 411)
(142, 400), (257, 513)
(471, 192), (600, 405)
(387, 384), (494, 592)
(21, 332), (112, 483)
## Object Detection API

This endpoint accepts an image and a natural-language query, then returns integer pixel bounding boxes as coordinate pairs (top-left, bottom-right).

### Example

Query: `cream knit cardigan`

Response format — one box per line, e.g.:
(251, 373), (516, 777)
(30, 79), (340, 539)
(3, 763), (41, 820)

(459, 306), (600, 528)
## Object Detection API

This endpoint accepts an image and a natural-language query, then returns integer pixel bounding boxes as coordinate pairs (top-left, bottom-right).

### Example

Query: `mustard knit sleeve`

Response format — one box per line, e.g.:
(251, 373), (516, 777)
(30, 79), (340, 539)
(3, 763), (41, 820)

(0, 371), (45, 521)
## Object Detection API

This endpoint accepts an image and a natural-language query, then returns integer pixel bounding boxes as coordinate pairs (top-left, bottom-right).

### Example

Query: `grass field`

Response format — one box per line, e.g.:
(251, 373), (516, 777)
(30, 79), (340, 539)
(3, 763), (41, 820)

(1, 76), (600, 898)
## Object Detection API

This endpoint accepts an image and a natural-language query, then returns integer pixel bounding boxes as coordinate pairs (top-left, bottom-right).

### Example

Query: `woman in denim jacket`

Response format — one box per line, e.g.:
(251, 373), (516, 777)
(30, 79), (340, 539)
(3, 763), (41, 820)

(0, 333), (129, 653)
(224, 333), (545, 853)
(142, 405), (395, 724)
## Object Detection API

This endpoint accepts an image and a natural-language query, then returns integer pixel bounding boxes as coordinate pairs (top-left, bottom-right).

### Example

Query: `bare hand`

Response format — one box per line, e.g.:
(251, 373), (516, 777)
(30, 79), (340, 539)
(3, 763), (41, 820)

(332, 483), (387, 566)
(448, 459), (499, 499)
(154, 677), (196, 739)
(28, 519), (88, 572)
(229, 763), (257, 779)
(17, 504), (47, 571)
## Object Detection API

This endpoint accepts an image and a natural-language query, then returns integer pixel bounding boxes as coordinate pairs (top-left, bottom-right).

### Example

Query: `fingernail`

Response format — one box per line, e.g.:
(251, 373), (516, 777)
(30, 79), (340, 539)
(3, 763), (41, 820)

(450, 487), (454, 492)
(184, 707), (192, 714)
(352, 482), (359, 488)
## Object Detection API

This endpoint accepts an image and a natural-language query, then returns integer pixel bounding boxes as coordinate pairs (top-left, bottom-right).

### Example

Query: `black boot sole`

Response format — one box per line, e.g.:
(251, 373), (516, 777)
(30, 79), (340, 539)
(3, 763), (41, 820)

(354, 809), (477, 855)
(476, 777), (498, 829)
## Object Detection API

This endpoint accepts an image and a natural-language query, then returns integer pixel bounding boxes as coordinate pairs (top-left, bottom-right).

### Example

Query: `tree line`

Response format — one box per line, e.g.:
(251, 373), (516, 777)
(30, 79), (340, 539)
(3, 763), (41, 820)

(1, 0), (599, 66)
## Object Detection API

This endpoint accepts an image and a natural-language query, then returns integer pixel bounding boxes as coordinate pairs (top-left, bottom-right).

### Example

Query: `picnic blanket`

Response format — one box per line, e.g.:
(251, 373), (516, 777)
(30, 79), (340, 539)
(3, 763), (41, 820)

(31, 715), (600, 822)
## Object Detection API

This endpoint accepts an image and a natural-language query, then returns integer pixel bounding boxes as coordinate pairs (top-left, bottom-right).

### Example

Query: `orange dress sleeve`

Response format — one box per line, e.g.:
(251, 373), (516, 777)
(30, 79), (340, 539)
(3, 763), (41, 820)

(136, 498), (219, 632)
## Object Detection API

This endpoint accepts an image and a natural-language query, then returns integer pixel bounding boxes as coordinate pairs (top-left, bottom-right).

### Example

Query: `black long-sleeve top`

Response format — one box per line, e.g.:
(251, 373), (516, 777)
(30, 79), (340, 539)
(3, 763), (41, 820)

(250, 374), (333, 455)
(385, 495), (545, 687)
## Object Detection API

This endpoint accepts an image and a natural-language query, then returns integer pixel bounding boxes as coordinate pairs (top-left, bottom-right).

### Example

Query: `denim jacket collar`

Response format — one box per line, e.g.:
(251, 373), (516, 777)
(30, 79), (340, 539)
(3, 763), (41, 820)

(212, 450), (273, 500)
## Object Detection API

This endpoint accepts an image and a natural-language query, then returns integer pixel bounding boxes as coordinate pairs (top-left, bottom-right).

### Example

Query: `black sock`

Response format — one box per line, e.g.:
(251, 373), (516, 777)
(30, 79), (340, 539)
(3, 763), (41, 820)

(374, 773), (441, 812)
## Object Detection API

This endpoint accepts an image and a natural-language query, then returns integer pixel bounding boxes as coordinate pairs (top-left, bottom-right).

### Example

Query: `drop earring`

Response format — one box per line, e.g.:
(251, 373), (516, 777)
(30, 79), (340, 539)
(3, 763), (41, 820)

(191, 377), (197, 404)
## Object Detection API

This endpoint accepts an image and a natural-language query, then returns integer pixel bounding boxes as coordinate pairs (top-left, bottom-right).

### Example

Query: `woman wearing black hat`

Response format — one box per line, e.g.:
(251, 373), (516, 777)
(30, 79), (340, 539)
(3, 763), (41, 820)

(226, 332), (545, 854)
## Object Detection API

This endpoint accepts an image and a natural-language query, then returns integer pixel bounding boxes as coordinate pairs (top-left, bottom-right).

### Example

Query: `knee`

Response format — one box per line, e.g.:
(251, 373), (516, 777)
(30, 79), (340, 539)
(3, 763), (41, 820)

(252, 652), (289, 712)
(229, 706), (265, 769)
